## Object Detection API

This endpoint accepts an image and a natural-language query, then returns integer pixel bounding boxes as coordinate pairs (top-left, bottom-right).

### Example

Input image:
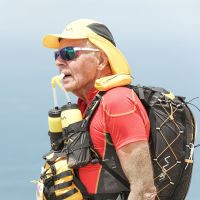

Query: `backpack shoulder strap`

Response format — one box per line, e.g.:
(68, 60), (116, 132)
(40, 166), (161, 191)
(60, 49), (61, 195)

(83, 89), (130, 189)
(83, 91), (105, 126)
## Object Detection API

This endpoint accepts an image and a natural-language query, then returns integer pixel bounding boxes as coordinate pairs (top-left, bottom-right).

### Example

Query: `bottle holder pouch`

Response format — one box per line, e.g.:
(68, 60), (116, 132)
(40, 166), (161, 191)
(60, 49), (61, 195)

(48, 131), (64, 151)
(62, 120), (92, 169)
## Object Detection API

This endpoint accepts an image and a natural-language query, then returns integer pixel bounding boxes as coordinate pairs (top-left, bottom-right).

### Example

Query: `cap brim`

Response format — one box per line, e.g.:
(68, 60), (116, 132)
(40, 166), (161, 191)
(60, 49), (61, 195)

(43, 32), (87, 49)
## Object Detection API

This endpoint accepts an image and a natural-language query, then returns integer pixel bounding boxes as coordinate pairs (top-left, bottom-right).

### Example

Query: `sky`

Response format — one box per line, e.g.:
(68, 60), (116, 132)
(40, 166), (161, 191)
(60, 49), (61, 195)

(0, 0), (200, 199)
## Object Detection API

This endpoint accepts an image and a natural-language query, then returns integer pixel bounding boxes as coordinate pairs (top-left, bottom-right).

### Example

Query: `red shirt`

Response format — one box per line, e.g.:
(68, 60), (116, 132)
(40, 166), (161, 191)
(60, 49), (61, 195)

(78, 87), (150, 194)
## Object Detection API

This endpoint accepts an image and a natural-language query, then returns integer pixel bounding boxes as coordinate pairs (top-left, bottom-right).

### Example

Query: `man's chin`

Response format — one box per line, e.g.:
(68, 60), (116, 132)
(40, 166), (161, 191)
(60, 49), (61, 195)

(63, 83), (75, 92)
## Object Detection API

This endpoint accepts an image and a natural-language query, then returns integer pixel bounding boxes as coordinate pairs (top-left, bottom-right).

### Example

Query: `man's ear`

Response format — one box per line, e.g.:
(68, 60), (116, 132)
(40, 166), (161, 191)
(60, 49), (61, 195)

(97, 53), (108, 70)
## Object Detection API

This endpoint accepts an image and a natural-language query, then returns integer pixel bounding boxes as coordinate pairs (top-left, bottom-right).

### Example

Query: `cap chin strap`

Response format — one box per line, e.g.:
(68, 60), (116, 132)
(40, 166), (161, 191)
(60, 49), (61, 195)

(95, 74), (132, 91)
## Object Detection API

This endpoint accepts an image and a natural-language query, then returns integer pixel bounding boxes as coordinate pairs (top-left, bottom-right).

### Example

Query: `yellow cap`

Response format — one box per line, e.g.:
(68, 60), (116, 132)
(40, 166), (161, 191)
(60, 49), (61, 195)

(43, 19), (132, 90)
(43, 19), (131, 75)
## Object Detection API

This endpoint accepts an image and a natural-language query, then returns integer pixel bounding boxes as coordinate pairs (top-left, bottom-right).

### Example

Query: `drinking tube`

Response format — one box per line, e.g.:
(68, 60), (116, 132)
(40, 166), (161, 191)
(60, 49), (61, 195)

(51, 73), (71, 106)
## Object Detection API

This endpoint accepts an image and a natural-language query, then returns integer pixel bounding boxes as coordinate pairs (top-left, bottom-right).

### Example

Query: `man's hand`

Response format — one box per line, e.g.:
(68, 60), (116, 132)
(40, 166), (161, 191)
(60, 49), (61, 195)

(117, 141), (157, 200)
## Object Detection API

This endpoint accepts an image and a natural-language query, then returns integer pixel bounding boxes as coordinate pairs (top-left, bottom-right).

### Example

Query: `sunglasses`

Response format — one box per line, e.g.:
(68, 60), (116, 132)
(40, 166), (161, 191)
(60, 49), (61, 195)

(54, 47), (99, 61)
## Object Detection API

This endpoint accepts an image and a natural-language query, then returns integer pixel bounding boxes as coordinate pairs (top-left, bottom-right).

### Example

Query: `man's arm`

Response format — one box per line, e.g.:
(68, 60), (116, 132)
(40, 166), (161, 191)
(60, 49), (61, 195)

(117, 141), (157, 200)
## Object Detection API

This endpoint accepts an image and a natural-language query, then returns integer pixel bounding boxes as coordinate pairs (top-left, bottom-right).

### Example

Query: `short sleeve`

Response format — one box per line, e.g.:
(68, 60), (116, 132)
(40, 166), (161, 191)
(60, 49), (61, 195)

(102, 87), (150, 150)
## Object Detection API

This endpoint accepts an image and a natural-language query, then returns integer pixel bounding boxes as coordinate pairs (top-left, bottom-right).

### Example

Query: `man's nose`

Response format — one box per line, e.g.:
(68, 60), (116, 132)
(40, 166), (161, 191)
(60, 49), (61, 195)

(55, 56), (67, 69)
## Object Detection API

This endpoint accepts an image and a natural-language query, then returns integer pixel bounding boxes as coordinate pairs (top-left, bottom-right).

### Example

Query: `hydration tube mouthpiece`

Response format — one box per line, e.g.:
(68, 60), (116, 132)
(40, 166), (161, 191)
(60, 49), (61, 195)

(51, 73), (71, 107)
(51, 73), (64, 88)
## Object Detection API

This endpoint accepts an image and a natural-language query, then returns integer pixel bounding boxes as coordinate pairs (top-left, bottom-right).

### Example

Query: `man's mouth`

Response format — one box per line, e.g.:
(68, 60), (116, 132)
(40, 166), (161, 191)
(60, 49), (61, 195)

(63, 73), (72, 79)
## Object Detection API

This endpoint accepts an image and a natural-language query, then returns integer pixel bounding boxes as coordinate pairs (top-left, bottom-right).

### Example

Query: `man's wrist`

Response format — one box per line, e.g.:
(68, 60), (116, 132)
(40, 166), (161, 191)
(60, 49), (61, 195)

(128, 186), (157, 200)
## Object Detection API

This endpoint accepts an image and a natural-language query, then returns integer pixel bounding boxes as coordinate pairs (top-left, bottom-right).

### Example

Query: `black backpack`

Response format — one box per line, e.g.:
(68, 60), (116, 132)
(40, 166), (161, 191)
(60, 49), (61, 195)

(130, 85), (196, 200)
(85, 85), (197, 200)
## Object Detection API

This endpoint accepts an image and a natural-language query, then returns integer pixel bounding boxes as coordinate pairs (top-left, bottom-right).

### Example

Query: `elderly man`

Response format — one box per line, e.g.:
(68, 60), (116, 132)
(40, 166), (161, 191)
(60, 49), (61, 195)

(43, 19), (156, 200)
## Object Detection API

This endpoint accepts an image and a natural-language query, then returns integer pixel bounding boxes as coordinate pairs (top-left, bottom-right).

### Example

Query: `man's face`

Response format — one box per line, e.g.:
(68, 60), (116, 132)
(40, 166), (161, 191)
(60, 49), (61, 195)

(55, 39), (100, 94)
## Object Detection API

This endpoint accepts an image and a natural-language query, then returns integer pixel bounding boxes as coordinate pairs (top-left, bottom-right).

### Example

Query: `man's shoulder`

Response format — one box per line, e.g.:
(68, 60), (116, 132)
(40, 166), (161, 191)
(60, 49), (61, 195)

(101, 86), (138, 107)
(103, 86), (132, 97)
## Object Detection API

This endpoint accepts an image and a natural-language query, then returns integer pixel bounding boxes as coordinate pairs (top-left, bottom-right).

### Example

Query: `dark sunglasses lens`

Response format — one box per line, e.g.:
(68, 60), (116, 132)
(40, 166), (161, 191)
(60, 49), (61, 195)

(60, 47), (76, 61)
(54, 51), (60, 60)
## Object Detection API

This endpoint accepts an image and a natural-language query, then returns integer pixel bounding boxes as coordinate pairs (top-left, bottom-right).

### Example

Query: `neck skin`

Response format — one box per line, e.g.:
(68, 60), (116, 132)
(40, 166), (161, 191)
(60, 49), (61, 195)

(72, 65), (112, 103)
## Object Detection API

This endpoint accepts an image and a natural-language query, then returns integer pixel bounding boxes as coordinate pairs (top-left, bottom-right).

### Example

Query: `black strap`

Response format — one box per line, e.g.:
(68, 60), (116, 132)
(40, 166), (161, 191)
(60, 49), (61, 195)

(84, 92), (105, 126)
(53, 170), (73, 181)
(50, 188), (78, 200)
(44, 171), (72, 186)
(97, 158), (129, 189)
(73, 175), (90, 196)
(89, 193), (121, 200)
(47, 180), (73, 195)
(52, 180), (73, 191)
